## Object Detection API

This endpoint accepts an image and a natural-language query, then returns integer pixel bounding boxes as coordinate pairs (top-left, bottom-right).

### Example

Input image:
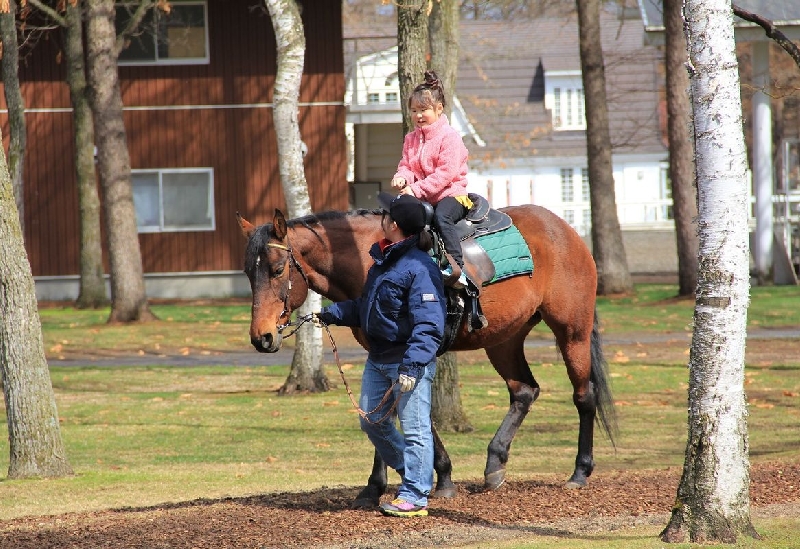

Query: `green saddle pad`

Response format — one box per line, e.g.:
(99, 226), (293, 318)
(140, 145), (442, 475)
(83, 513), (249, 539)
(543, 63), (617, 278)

(474, 225), (534, 285)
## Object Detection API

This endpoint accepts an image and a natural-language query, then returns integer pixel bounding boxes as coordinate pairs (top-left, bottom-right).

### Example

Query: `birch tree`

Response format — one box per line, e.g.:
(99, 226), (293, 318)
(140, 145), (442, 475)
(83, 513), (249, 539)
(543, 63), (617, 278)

(0, 127), (73, 479)
(264, 0), (328, 393)
(575, 0), (633, 295)
(661, 0), (758, 542)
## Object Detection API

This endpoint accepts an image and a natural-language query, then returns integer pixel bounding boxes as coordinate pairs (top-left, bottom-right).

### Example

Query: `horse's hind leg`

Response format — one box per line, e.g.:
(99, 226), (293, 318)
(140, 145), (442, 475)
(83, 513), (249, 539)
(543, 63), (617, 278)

(555, 326), (597, 489)
(483, 332), (540, 491)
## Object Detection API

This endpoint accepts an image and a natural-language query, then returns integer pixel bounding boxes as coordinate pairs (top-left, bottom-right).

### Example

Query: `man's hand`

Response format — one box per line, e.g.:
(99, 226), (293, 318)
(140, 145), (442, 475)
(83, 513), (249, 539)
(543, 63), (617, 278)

(398, 373), (416, 393)
(306, 311), (335, 327)
(391, 177), (406, 189)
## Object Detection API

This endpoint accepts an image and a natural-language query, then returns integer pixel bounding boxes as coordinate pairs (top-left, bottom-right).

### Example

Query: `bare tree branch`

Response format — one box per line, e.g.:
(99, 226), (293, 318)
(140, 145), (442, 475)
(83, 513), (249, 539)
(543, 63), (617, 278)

(733, 4), (800, 69)
(27, 0), (67, 26)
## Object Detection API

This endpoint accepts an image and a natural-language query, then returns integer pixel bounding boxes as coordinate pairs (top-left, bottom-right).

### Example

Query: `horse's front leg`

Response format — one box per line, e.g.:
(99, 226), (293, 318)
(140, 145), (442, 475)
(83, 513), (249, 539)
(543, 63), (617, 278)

(431, 424), (457, 498)
(483, 380), (540, 491)
(352, 450), (387, 509)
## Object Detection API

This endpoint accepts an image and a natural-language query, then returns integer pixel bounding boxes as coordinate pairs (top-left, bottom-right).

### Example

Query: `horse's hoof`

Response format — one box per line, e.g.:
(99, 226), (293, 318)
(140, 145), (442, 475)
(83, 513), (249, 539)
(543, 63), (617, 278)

(483, 469), (506, 491)
(432, 484), (457, 499)
(564, 478), (586, 489)
(351, 497), (379, 510)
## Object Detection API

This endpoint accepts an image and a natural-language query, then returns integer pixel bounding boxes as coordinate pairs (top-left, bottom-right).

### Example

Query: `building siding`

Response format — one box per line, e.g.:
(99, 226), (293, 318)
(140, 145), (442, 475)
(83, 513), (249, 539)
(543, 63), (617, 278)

(4, 0), (346, 281)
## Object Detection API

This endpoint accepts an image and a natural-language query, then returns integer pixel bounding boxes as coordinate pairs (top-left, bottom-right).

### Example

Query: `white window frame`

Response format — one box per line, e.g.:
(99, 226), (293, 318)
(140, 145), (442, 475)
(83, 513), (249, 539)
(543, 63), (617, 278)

(561, 168), (574, 203)
(132, 168), (215, 233)
(117, 1), (210, 66)
(581, 168), (590, 201)
(546, 71), (586, 131)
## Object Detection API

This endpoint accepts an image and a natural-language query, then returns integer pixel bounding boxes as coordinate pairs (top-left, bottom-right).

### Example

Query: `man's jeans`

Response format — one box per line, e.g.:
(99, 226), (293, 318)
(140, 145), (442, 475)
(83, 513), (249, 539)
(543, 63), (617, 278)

(359, 357), (436, 507)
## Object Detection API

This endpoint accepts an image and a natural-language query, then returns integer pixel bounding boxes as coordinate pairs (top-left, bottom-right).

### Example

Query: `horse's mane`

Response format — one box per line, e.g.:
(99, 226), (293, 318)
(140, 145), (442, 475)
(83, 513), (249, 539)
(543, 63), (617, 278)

(285, 208), (382, 229)
(246, 209), (381, 263)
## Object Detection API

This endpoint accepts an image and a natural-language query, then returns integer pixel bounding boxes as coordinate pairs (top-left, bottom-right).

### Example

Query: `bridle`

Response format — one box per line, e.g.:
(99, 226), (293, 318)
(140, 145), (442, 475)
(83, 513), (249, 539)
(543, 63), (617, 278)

(260, 238), (308, 332)
(265, 232), (400, 424)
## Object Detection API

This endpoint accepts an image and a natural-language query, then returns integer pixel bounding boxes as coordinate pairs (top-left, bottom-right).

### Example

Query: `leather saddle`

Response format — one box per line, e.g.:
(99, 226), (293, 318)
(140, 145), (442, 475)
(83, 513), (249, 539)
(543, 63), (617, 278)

(422, 193), (512, 291)
(423, 194), (513, 342)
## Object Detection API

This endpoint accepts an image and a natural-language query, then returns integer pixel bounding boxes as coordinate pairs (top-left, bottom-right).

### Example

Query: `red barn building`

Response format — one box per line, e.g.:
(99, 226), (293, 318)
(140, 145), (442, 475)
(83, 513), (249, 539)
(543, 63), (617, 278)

(5, 0), (347, 299)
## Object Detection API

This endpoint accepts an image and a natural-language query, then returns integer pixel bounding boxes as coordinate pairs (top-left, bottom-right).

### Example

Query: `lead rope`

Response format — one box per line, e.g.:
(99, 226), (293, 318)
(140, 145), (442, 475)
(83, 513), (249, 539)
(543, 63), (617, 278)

(280, 316), (399, 424)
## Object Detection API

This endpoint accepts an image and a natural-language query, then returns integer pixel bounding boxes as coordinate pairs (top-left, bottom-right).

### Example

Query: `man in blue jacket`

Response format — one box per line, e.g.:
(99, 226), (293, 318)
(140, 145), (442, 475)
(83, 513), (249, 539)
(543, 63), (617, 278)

(317, 192), (446, 517)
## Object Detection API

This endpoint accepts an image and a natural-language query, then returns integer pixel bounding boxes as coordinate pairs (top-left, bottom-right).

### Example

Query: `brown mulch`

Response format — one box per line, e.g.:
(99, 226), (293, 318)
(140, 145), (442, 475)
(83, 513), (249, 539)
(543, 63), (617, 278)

(2, 461), (798, 549)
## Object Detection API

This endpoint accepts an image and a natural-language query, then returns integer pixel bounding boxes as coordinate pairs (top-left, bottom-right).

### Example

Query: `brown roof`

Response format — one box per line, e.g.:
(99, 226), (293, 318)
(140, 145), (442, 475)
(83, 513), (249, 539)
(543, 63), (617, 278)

(344, 7), (667, 169)
(456, 10), (666, 167)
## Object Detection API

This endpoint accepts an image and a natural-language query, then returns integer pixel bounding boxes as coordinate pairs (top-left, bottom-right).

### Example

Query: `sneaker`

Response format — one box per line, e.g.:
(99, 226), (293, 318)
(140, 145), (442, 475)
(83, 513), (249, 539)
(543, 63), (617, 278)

(379, 498), (428, 517)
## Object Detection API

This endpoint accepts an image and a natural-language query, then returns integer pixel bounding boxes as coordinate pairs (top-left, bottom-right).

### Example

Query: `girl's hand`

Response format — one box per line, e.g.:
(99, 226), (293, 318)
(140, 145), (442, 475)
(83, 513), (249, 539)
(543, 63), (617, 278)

(391, 177), (406, 189)
(399, 185), (415, 196)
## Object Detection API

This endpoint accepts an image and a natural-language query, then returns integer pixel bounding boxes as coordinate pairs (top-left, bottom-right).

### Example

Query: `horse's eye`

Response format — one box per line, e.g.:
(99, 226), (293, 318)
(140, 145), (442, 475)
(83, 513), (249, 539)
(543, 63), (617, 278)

(273, 263), (285, 276)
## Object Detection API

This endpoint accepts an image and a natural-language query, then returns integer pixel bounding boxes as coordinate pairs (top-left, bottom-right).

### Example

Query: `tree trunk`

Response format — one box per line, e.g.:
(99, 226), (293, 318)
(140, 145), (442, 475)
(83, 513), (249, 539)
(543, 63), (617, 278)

(0, 127), (73, 479)
(85, 0), (155, 323)
(664, 0), (699, 297)
(575, 0), (633, 296)
(265, 0), (328, 393)
(65, 1), (108, 309)
(431, 351), (473, 432)
(397, 0), (428, 136)
(428, 0), (471, 433)
(661, 0), (758, 542)
(428, 0), (458, 120)
(0, 1), (26, 235)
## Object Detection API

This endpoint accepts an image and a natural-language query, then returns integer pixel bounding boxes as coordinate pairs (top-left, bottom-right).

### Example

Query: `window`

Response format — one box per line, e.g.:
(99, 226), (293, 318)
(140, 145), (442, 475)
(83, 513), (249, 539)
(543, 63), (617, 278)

(582, 209), (592, 233)
(385, 92), (398, 103)
(561, 168), (574, 202)
(563, 209), (575, 225)
(660, 165), (674, 220)
(553, 88), (561, 127)
(581, 168), (590, 201)
(367, 93), (380, 103)
(547, 72), (585, 130)
(551, 88), (585, 129)
(132, 169), (214, 232)
(117, 2), (209, 65)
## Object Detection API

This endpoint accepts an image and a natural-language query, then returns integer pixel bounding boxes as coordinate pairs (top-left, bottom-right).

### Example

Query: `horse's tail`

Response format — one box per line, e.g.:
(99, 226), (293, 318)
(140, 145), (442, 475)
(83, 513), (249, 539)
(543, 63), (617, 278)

(590, 308), (618, 448)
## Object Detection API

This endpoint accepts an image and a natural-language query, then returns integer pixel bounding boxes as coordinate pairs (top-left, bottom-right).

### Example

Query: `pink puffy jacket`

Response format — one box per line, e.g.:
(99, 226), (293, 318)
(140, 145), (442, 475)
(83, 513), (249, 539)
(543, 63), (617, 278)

(393, 115), (469, 204)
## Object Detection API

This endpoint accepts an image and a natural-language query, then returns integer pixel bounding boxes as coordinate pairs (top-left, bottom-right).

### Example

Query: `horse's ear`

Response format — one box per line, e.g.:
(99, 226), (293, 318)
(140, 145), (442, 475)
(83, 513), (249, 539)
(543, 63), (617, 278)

(273, 209), (288, 240)
(236, 211), (256, 239)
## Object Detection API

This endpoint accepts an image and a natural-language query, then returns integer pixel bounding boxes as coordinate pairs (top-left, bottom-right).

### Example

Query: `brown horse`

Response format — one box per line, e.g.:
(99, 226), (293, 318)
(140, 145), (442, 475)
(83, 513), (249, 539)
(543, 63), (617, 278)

(237, 205), (616, 506)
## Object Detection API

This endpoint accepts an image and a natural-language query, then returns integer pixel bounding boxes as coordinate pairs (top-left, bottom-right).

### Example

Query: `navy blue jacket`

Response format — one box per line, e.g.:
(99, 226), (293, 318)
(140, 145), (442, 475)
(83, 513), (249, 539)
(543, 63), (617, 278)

(320, 235), (445, 371)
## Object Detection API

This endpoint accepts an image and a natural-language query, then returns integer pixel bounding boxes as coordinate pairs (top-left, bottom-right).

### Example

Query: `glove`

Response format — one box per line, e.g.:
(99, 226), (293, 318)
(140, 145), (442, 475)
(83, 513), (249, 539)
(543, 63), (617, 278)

(397, 364), (422, 393)
(391, 177), (407, 189)
(398, 374), (416, 393)
(306, 311), (335, 327)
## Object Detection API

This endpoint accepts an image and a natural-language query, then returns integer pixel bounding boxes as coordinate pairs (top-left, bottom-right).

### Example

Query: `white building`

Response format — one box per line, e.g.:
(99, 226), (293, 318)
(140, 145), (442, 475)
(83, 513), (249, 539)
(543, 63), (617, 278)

(345, 7), (672, 247)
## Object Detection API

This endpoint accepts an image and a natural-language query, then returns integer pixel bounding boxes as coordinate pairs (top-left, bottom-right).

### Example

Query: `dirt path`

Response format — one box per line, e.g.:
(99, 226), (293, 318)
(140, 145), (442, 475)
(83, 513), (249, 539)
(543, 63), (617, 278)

(2, 461), (798, 548)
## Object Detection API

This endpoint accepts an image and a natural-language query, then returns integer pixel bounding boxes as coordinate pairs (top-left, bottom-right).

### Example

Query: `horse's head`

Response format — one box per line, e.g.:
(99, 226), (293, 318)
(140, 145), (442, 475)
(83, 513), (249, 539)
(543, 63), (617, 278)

(237, 209), (309, 353)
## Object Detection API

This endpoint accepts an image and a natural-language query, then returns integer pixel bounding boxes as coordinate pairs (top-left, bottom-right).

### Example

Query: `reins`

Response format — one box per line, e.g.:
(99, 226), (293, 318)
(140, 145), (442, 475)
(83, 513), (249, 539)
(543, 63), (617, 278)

(265, 236), (398, 423)
(279, 315), (400, 424)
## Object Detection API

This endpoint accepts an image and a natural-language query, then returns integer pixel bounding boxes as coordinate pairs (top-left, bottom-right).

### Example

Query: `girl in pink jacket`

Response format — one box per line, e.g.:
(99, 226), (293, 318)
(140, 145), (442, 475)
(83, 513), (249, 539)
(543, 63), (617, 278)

(392, 71), (471, 289)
